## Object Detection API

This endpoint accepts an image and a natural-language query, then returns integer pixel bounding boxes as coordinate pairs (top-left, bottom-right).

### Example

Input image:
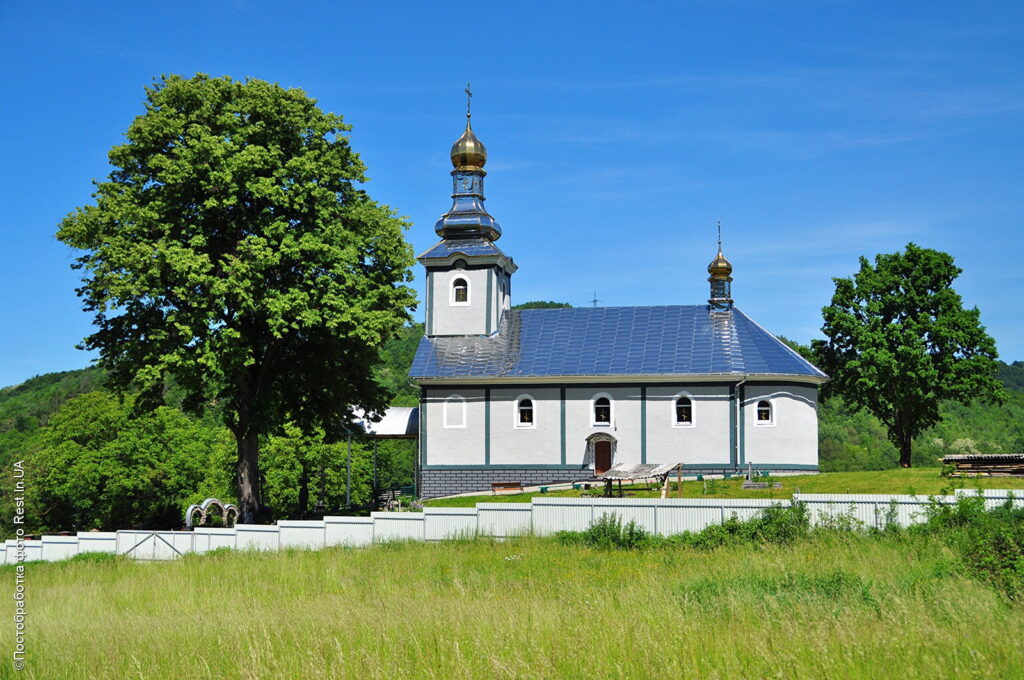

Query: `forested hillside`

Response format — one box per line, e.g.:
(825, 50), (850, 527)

(1, 324), (1021, 535)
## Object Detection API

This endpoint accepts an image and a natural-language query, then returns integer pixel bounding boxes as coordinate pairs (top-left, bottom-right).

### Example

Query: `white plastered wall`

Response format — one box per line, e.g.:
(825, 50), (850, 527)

(742, 384), (818, 466)
(488, 387), (561, 465)
(564, 386), (642, 467)
(428, 267), (501, 336)
(423, 388), (486, 465)
(645, 385), (732, 465)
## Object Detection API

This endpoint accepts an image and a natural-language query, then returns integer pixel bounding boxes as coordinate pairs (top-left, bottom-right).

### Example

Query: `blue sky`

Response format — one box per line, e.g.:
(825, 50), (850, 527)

(1, 1), (1021, 387)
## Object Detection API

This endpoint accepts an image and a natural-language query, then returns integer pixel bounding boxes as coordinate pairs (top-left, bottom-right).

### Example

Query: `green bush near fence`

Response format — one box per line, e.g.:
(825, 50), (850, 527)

(556, 502), (813, 552)
(917, 493), (1024, 599)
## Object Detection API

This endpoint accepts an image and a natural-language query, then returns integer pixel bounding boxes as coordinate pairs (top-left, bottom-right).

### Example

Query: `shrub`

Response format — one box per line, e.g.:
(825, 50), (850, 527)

(754, 502), (811, 544)
(920, 494), (1024, 599)
(556, 513), (653, 550)
(671, 503), (810, 550)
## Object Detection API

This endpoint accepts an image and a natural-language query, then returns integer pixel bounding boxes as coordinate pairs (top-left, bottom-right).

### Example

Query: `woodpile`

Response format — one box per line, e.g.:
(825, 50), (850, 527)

(943, 454), (1024, 476)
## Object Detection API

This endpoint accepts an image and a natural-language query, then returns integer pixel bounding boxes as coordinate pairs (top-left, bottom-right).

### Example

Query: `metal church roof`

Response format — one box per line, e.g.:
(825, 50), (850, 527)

(418, 238), (509, 261)
(409, 305), (827, 381)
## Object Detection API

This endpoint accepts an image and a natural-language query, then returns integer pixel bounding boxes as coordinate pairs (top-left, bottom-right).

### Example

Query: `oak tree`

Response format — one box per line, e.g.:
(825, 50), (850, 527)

(58, 74), (416, 521)
(813, 243), (1002, 467)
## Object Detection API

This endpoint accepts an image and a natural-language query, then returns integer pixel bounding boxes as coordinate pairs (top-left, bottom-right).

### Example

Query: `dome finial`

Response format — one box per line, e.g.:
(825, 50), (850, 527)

(708, 220), (732, 279)
(450, 83), (487, 172)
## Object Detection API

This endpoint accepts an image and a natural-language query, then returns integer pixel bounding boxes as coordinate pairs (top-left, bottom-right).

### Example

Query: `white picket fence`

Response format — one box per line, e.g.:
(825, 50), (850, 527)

(2, 489), (1020, 565)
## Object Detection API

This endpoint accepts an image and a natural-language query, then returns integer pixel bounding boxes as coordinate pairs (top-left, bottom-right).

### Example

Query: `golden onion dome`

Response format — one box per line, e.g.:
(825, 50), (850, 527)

(450, 116), (487, 172)
(707, 247), (733, 279)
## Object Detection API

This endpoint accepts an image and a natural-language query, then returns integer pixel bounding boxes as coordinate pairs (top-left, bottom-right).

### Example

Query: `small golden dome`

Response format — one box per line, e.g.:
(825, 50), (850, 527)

(707, 247), (733, 279)
(450, 116), (487, 172)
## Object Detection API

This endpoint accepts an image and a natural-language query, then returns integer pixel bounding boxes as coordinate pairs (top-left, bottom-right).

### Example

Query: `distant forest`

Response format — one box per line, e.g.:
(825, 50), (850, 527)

(1, 317), (1022, 535)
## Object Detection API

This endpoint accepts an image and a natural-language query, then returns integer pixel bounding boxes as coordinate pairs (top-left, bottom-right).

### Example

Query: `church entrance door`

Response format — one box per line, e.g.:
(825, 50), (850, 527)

(594, 441), (612, 475)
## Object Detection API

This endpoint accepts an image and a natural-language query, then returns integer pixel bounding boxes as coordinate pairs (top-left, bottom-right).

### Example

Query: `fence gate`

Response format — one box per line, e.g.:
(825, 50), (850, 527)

(122, 532), (185, 560)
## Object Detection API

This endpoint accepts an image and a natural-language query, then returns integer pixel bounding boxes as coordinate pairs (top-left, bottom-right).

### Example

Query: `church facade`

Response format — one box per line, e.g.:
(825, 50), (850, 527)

(409, 113), (827, 499)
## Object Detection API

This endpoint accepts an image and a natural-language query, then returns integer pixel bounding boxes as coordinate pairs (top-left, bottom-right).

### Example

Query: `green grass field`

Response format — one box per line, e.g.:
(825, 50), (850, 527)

(10, 526), (1024, 679)
(423, 468), (1024, 507)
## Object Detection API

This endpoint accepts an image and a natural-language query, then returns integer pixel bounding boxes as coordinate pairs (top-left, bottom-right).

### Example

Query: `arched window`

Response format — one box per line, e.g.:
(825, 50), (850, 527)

(451, 277), (469, 304)
(674, 396), (693, 425)
(756, 400), (773, 425)
(443, 395), (466, 428)
(593, 396), (612, 425)
(517, 398), (534, 427)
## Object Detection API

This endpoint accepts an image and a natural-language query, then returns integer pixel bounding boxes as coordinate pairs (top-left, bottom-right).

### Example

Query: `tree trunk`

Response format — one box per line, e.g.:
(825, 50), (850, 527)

(237, 431), (262, 523)
(892, 410), (913, 468)
(899, 432), (913, 468)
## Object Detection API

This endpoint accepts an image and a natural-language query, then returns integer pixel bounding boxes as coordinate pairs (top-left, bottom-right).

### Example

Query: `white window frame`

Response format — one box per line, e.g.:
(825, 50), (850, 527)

(754, 399), (775, 427)
(450, 275), (470, 306)
(514, 394), (536, 429)
(443, 394), (467, 429)
(590, 392), (614, 427)
(672, 391), (696, 428)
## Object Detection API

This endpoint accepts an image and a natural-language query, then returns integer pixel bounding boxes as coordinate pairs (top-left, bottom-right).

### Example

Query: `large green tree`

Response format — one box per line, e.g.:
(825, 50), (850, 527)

(813, 243), (1002, 467)
(57, 74), (416, 521)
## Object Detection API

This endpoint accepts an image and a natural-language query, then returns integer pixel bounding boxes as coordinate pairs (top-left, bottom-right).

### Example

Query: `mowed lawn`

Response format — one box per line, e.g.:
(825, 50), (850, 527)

(14, 531), (1024, 679)
(424, 468), (1024, 507)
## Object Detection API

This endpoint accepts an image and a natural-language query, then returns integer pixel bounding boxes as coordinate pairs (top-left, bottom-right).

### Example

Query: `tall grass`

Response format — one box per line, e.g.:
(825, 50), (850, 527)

(11, 506), (1024, 679)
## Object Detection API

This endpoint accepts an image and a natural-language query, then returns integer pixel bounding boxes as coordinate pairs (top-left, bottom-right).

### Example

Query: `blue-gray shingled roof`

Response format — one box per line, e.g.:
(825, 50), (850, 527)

(409, 306), (827, 380)
(418, 238), (508, 261)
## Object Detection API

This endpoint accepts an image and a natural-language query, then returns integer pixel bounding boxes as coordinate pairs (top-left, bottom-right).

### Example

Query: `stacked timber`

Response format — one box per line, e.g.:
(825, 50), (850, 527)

(943, 454), (1024, 476)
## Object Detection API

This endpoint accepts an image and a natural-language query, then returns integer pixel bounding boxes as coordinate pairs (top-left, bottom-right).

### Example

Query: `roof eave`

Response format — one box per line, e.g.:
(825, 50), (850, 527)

(409, 373), (828, 386)
(417, 251), (518, 274)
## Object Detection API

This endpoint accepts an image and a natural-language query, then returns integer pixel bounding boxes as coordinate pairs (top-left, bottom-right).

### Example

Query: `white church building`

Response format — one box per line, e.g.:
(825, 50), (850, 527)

(408, 112), (828, 498)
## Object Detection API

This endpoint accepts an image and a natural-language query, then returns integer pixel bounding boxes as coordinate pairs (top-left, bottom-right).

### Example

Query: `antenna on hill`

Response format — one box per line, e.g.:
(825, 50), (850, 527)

(590, 291), (600, 308)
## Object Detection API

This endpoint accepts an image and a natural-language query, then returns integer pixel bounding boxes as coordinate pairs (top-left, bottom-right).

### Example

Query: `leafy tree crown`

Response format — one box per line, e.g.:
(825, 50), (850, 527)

(813, 243), (1003, 457)
(57, 74), (417, 440)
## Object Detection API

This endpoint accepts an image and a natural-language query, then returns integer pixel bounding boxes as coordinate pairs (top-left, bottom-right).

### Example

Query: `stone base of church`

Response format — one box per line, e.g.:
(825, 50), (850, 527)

(418, 464), (819, 499)
(419, 467), (589, 499)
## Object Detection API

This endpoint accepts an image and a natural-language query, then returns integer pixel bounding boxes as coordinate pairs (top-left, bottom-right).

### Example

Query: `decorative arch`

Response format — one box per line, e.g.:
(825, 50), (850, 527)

(583, 432), (618, 471)
(443, 394), (466, 428)
(755, 399), (774, 426)
(590, 392), (614, 426)
(514, 393), (536, 428)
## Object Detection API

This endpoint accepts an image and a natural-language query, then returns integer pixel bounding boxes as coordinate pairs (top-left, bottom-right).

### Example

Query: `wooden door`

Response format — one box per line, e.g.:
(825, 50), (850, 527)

(594, 441), (612, 475)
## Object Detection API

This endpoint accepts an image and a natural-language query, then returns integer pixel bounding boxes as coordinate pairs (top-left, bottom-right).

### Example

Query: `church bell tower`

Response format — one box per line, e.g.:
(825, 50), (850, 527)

(418, 87), (517, 337)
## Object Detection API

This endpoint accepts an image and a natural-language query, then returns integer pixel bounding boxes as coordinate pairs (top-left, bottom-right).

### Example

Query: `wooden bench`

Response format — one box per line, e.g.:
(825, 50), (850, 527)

(491, 481), (524, 495)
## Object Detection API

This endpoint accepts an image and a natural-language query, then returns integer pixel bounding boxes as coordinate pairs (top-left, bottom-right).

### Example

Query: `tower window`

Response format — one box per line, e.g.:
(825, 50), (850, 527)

(451, 277), (469, 304)
(756, 400), (773, 424)
(675, 396), (693, 425)
(593, 396), (611, 425)
(517, 398), (534, 427)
